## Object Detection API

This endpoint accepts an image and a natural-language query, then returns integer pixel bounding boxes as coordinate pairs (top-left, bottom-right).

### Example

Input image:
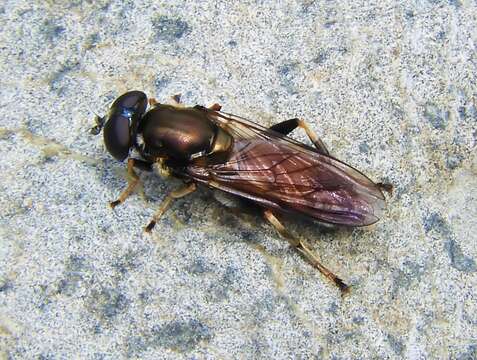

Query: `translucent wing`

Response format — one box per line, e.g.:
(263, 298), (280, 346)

(186, 108), (385, 226)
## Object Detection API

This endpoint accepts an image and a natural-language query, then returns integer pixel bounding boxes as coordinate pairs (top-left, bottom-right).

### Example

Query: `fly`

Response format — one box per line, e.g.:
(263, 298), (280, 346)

(91, 91), (392, 293)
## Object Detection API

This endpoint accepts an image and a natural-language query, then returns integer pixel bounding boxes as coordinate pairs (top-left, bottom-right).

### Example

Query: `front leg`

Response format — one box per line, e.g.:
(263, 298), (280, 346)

(110, 158), (152, 208)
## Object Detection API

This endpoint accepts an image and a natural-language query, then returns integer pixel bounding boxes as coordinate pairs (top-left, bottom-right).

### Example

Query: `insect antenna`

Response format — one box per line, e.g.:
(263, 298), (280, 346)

(89, 113), (105, 135)
(87, 93), (112, 135)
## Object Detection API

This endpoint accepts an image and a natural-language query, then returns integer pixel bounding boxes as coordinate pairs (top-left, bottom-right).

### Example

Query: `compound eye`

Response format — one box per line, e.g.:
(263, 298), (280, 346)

(103, 91), (148, 161)
(103, 112), (131, 161)
(111, 91), (148, 115)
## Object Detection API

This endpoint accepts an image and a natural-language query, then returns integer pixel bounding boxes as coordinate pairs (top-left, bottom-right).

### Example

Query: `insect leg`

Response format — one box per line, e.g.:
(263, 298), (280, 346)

(263, 209), (349, 294)
(145, 182), (197, 232)
(270, 118), (329, 155)
(296, 119), (330, 155)
(377, 182), (393, 194)
(269, 118), (300, 136)
(149, 96), (184, 108)
(110, 158), (150, 208)
(158, 94), (188, 108)
(208, 103), (222, 111)
(148, 98), (159, 107)
(131, 159), (153, 172)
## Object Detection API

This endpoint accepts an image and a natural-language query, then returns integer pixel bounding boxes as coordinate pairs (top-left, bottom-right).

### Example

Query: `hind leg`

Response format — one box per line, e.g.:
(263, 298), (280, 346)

(269, 118), (329, 155)
(263, 209), (349, 294)
(377, 182), (393, 194)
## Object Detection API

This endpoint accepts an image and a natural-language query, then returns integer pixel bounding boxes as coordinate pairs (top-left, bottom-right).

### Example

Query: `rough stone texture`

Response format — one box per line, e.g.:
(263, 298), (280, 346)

(0, 1), (476, 359)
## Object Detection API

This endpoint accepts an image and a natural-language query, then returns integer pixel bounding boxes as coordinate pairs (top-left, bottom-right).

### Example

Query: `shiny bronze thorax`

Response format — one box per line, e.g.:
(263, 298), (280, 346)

(137, 104), (233, 165)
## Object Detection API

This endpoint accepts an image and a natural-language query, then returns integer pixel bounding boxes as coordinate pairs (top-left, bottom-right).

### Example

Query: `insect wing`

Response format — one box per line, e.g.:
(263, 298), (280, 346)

(187, 109), (385, 226)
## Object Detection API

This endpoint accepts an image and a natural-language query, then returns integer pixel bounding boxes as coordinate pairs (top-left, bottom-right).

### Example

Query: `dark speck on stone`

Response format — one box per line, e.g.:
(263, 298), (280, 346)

(326, 301), (339, 315)
(187, 258), (211, 274)
(352, 316), (365, 324)
(228, 40), (237, 47)
(392, 260), (426, 296)
(386, 333), (405, 355)
(207, 265), (240, 301)
(313, 51), (328, 64)
(93, 324), (102, 334)
(252, 293), (277, 323)
(423, 212), (451, 236)
(343, 331), (357, 340)
(89, 287), (129, 320)
(324, 20), (337, 28)
(223, 265), (239, 284)
(54, 26), (65, 36)
(56, 255), (85, 296)
(456, 344), (477, 360)
(277, 63), (300, 95)
(444, 239), (477, 273)
(0, 279), (12, 293)
(151, 319), (212, 352)
(152, 15), (190, 42)
(300, 1), (317, 13)
(113, 250), (141, 276)
(154, 74), (170, 90)
(423, 103), (449, 130)
(50, 61), (79, 95)
(449, 0), (462, 8)
(126, 336), (148, 357)
(278, 63), (295, 76)
(138, 291), (150, 302)
(85, 33), (100, 49)
(436, 31), (446, 40)
(468, 105), (477, 120)
(337, 46), (348, 54)
(0, 129), (14, 140)
(404, 10), (414, 20)
(38, 353), (55, 360)
(359, 142), (370, 154)
(42, 20), (66, 42)
(446, 154), (463, 170)
(250, 338), (269, 356)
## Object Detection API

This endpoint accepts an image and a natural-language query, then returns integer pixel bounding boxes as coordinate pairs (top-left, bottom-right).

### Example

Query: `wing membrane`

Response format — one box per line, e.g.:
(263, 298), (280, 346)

(186, 108), (385, 226)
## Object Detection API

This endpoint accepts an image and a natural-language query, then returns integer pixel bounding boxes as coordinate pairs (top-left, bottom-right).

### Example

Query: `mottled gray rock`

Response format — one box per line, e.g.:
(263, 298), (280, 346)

(0, 1), (476, 359)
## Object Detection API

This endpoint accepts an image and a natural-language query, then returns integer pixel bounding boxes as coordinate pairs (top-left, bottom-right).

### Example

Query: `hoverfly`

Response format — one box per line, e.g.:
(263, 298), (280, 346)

(91, 91), (391, 293)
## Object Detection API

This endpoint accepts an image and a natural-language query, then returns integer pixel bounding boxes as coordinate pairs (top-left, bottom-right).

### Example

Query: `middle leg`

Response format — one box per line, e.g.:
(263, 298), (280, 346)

(110, 158), (151, 208)
(145, 182), (197, 232)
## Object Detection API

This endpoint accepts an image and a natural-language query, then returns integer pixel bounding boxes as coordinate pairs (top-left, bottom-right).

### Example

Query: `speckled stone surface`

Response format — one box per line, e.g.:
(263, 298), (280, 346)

(1, 1), (476, 359)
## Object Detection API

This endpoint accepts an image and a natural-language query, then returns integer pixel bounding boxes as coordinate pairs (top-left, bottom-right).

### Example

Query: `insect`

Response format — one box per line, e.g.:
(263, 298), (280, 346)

(91, 91), (391, 293)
